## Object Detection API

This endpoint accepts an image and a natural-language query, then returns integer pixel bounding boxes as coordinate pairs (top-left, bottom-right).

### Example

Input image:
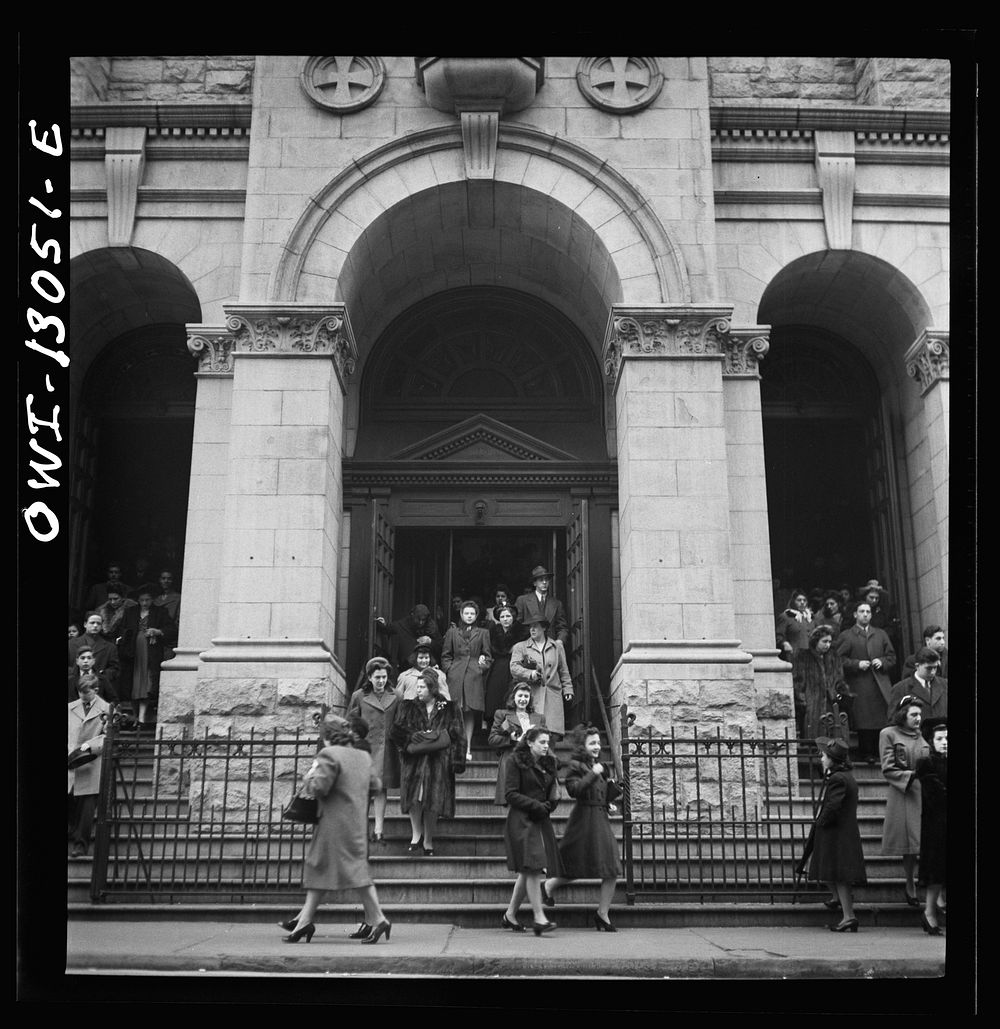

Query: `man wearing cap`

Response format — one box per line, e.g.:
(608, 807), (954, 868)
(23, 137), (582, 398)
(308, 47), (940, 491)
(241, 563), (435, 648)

(375, 603), (443, 672)
(514, 566), (569, 647)
(509, 614), (573, 735)
(888, 647), (947, 722)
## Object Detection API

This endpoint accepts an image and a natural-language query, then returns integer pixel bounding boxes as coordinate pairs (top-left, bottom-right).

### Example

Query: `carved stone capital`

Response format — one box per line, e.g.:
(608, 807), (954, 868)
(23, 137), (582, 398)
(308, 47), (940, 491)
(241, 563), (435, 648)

(187, 324), (235, 376)
(602, 305), (734, 386)
(222, 304), (358, 392)
(722, 326), (771, 378)
(905, 329), (949, 395)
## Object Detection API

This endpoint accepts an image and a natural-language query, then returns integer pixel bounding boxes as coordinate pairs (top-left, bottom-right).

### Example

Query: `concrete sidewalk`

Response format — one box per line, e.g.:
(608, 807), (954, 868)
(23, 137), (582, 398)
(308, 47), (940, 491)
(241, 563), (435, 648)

(66, 919), (946, 978)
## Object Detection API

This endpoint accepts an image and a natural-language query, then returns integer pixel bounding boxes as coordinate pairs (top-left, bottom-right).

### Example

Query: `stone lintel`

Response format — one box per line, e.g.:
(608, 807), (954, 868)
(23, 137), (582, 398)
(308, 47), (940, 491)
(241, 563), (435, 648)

(905, 328), (949, 395)
(603, 304), (735, 390)
(723, 325), (771, 378)
(222, 304), (358, 393)
(187, 323), (235, 376)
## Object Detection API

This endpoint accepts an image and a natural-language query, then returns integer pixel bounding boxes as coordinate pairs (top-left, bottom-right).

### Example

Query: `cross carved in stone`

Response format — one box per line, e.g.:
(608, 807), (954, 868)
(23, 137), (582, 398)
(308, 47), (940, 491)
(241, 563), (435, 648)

(588, 57), (650, 105)
(314, 57), (374, 104)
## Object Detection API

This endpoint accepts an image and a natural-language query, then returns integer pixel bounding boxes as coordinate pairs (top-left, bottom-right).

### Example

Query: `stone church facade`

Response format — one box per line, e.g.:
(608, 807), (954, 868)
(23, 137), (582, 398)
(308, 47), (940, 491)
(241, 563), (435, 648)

(68, 56), (951, 743)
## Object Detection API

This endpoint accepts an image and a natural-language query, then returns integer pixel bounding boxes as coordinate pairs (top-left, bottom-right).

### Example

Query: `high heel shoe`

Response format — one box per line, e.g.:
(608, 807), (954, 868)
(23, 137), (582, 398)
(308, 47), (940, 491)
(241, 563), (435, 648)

(282, 922), (316, 943)
(362, 919), (392, 944)
(594, 912), (617, 932)
(540, 884), (555, 908)
(277, 917), (298, 932)
(407, 836), (423, 853)
(532, 920), (557, 936)
(828, 918), (859, 933)
(501, 913), (525, 933)
(822, 898), (843, 911)
(372, 832), (384, 845)
(347, 923), (372, 939)
(903, 887), (920, 908)
(422, 845), (435, 856)
(920, 912), (943, 936)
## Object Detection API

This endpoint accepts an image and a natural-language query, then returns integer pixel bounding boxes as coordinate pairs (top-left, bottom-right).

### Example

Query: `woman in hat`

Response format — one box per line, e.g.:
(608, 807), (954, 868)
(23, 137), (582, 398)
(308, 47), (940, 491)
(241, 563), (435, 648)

(509, 615), (574, 735)
(441, 599), (492, 763)
(389, 668), (466, 855)
(279, 716), (391, 945)
(395, 642), (450, 702)
(879, 696), (930, 907)
(346, 656), (400, 844)
(488, 682), (546, 806)
(485, 604), (527, 718)
(542, 725), (623, 931)
(501, 726), (562, 935)
(914, 717), (947, 934)
(796, 736), (867, 931)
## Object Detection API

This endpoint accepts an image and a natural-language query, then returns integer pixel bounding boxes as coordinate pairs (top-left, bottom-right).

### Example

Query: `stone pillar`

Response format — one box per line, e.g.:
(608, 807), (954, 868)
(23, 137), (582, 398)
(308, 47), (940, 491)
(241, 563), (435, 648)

(905, 329), (949, 622)
(192, 304), (357, 741)
(605, 306), (757, 738)
(157, 327), (235, 737)
(721, 326), (795, 742)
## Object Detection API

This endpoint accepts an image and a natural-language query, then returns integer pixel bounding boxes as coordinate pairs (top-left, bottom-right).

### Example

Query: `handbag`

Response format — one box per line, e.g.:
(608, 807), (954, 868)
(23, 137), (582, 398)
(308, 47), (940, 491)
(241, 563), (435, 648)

(406, 727), (451, 755)
(282, 792), (319, 824)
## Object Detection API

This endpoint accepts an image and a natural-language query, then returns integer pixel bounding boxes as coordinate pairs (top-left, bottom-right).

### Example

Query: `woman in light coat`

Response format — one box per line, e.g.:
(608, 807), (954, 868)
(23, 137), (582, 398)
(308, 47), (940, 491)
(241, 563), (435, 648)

(509, 615), (573, 735)
(346, 656), (401, 844)
(879, 696), (930, 907)
(279, 717), (391, 945)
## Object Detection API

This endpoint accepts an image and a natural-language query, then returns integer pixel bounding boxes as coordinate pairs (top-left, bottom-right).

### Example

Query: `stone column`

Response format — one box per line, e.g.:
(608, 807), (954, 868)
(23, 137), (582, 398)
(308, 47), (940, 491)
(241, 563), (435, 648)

(157, 327), (235, 737)
(605, 306), (758, 728)
(905, 329), (949, 622)
(721, 327), (795, 738)
(192, 304), (356, 740)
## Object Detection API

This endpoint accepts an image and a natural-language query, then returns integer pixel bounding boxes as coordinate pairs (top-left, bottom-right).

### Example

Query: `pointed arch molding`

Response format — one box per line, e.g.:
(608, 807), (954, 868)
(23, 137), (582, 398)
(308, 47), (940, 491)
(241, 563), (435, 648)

(271, 124), (689, 305)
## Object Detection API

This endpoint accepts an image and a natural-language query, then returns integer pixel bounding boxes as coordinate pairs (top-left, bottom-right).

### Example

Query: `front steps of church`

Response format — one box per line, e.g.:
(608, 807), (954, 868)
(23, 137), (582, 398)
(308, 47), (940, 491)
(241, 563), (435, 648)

(68, 737), (932, 927)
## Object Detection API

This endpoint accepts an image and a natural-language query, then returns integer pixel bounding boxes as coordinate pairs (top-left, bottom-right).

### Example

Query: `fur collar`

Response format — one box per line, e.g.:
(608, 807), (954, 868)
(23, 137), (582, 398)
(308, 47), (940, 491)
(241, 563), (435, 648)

(512, 747), (557, 774)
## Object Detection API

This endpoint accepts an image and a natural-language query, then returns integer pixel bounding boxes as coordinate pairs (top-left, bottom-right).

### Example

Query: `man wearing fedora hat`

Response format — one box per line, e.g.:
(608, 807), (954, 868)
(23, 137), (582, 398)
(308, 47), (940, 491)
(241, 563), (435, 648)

(375, 603), (443, 673)
(514, 566), (569, 647)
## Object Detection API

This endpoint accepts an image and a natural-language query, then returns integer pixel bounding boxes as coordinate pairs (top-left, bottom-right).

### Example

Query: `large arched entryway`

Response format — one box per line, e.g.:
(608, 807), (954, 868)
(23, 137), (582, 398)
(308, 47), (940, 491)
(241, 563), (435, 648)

(68, 248), (201, 612)
(758, 251), (936, 651)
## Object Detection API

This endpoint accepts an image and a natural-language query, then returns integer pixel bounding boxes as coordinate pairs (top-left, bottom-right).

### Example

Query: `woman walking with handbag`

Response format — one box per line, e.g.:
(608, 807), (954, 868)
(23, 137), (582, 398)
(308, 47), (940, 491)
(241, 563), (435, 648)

(278, 716), (391, 944)
(389, 668), (466, 855)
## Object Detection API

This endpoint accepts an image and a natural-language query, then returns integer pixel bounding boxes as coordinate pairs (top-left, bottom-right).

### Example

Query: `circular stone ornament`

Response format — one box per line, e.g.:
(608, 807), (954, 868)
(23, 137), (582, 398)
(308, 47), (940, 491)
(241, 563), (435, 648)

(301, 56), (387, 113)
(576, 57), (663, 113)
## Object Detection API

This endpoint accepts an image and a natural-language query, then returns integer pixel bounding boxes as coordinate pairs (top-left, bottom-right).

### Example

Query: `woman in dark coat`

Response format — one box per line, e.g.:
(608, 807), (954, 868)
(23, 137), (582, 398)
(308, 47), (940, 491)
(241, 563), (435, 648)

(389, 668), (466, 855)
(346, 656), (401, 844)
(488, 682), (546, 806)
(501, 726), (562, 936)
(797, 736), (867, 932)
(485, 604), (526, 717)
(792, 625), (850, 740)
(879, 697), (929, 906)
(118, 585), (177, 724)
(542, 725), (623, 931)
(915, 717), (947, 934)
(440, 600), (492, 763)
(279, 716), (391, 944)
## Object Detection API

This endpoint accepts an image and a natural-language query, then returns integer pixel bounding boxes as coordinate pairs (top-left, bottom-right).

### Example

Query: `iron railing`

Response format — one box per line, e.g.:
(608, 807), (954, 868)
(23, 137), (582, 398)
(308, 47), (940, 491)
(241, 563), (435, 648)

(618, 707), (828, 904)
(91, 712), (325, 902)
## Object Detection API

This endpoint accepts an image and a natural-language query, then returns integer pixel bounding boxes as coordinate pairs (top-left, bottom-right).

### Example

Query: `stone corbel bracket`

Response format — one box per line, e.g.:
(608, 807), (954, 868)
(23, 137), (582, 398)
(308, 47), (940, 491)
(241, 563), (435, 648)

(187, 324), (235, 376)
(223, 303), (358, 393)
(602, 304), (734, 390)
(905, 328), (949, 395)
(105, 126), (146, 247)
(723, 325), (771, 378)
(460, 110), (500, 179)
(814, 130), (855, 250)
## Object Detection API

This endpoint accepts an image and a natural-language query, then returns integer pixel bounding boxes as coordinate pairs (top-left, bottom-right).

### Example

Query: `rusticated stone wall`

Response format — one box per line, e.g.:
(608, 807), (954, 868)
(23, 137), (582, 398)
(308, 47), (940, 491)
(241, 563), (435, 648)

(71, 57), (111, 102)
(708, 57), (857, 102)
(104, 56), (255, 102)
(855, 57), (951, 108)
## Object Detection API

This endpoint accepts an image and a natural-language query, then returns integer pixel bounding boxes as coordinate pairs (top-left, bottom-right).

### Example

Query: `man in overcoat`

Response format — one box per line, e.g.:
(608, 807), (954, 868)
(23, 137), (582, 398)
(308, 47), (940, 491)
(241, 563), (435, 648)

(888, 646), (948, 721)
(67, 647), (116, 703)
(375, 604), (443, 671)
(68, 613), (121, 697)
(901, 625), (948, 679)
(835, 602), (896, 763)
(67, 677), (111, 856)
(514, 566), (569, 647)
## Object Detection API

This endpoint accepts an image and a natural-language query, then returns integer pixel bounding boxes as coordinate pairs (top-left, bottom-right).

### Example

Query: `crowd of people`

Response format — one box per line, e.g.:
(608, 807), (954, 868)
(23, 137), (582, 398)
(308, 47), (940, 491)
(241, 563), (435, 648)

(782, 577), (949, 933)
(67, 560), (182, 856)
